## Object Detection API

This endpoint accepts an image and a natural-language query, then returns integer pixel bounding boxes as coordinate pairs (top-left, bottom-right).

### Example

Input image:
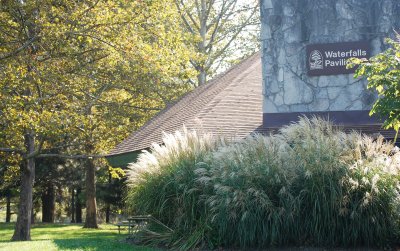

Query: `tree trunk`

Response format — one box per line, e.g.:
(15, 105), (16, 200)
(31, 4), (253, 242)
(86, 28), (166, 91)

(83, 157), (98, 228)
(105, 171), (111, 224)
(83, 158), (98, 228)
(71, 188), (75, 223)
(196, 0), (207, 86)
(31, 204), (35, 224)
(12, 133), (35, 241)
(75, 187), (82, 223)
(41, 183), (55, 223)
(105, 204), (110, 224)
(197, 71), (206, 86)
(6, 192), (11, 223)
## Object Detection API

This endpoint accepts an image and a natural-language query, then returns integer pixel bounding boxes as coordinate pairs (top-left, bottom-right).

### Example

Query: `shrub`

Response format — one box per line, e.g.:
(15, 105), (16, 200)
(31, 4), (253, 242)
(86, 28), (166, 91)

(126, 127), (223, 249)
(280, 118), (400, 246)
(197, 134), (295, 247)
(126, 118), (400, 250)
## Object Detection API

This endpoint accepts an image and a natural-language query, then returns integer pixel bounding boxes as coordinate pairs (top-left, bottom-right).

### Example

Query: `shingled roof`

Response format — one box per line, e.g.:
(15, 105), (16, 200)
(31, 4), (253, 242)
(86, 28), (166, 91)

(108, 52), (263, 156)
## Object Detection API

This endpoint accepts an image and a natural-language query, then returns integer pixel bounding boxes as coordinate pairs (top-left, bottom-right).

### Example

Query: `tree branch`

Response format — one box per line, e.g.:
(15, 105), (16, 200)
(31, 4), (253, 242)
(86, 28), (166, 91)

(179, 0), (200, 32)
(0, 148), (24, 154)
(35, 153), (106, 159)
(207, 6), (258, 70)
(0, 36), (37, 61)
(0, 147), (105, 159)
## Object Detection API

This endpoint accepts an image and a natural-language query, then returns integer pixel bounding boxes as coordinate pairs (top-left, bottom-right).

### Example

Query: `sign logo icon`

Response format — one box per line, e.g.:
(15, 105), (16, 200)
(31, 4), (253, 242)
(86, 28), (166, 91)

(309, 50), (323, 70)
(306, 41), (370, 76)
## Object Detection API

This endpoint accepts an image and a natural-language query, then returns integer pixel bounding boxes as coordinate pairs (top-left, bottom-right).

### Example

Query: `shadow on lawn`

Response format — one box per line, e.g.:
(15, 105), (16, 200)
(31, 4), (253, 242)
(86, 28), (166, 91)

(0, 223), (123, 242)
(52, 237), (155, 251)
(0, 222), (78, 232)
(0, 223), (152, 250)
(32, 223), (82, 228)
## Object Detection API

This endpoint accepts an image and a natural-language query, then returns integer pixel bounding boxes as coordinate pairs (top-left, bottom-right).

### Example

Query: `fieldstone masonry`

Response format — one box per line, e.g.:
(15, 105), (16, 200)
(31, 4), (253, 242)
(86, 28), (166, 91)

(261, 0), (400, 114)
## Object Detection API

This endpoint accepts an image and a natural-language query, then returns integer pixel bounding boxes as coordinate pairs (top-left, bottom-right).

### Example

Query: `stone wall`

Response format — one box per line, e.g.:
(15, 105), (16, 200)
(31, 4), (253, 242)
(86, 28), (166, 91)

(261, 0), (400, 114)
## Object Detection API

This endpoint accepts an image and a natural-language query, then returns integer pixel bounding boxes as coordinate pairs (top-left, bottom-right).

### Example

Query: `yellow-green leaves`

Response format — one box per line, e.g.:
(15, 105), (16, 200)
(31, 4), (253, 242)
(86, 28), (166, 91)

(351, 37), (400, 142)
(0, 0), (195, 157)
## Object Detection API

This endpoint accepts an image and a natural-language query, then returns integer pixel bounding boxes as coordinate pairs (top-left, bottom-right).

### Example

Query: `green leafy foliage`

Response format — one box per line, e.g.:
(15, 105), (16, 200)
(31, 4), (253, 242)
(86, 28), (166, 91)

(0, 0), (196, 156)
(349, 36), (400, 142)
(126, 118), (400, 250)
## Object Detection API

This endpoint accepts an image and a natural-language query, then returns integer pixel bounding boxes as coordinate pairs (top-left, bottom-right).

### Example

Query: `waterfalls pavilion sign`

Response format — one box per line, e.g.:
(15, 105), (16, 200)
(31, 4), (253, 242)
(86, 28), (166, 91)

(306, 41), (370, 76)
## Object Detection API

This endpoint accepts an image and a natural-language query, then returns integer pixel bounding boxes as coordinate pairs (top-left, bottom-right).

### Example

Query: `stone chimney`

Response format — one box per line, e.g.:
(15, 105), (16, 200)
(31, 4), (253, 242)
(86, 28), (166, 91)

(260, 0), (400, 128)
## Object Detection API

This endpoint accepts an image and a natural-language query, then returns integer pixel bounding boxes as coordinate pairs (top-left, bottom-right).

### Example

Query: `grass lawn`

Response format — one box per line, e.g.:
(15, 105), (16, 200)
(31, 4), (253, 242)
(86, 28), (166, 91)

(0, 223), (392, 251)
(0, 223), (160, 251)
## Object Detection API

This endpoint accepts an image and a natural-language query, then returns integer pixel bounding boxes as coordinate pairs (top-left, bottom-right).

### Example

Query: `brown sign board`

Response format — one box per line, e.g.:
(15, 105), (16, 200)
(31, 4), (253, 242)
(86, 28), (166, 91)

(306, 41), (370, 76)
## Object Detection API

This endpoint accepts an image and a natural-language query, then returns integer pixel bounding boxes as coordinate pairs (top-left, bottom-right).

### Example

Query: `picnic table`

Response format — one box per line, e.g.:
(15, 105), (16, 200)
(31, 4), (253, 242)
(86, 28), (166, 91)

(127, 215), (151, 235)
(116, 215), (172, 237)
(115, 221), (132, 234)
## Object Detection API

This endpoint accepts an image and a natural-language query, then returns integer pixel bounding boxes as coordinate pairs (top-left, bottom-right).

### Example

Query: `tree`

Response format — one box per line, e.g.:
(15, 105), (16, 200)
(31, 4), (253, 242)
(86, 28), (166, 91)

(75, 187), (83, 223)
(97, 165), (125, 223)
(0, 0), (194, 240)
(35, 155), (66, 223)
(350, 36), (400, 142)
(175, 0), (260, 85)
(0, 155), (19, 223)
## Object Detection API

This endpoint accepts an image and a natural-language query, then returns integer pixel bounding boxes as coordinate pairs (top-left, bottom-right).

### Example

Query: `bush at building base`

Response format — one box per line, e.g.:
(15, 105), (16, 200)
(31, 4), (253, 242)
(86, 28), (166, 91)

(126, 118), (400, 250)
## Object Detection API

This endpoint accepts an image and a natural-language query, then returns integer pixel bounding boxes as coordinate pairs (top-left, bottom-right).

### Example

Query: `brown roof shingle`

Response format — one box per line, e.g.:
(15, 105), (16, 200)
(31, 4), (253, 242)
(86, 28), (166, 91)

(108, 52), (263, 156)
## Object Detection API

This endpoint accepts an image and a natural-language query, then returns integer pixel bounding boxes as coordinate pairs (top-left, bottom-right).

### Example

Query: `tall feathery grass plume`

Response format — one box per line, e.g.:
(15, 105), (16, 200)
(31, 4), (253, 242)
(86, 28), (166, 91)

(125, 118), (400, 250)
(280, 117), (400, 246)
(125, 127), (224, 250)
(196, 133), (296, 247)
(126, 127), (217, 184)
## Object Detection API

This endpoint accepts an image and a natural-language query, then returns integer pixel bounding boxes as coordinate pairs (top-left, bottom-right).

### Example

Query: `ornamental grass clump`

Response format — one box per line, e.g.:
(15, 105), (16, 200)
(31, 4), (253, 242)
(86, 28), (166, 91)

(280, 118), (400, 246)
(126, 127), (223, 249)
(126, 118), (400, 250)
(335, 136), (400, 246)
(195, 134), (296, 247)
(280, 118), (352, 245)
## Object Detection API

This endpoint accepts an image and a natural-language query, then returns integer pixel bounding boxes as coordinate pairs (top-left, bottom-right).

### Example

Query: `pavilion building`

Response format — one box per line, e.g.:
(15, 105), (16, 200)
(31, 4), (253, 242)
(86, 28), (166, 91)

(107, 0), (399, 167)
